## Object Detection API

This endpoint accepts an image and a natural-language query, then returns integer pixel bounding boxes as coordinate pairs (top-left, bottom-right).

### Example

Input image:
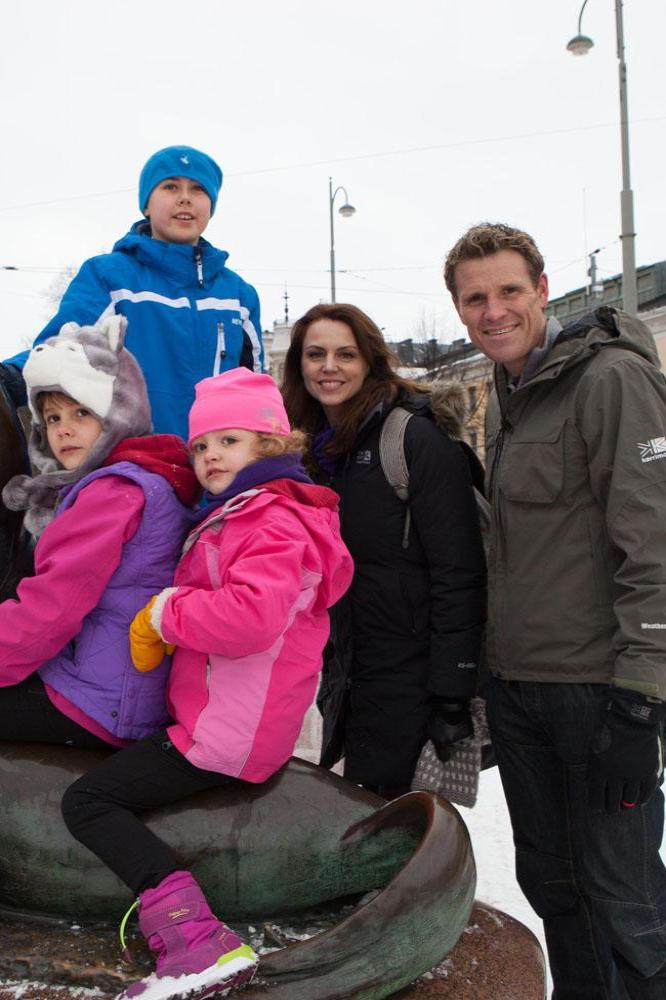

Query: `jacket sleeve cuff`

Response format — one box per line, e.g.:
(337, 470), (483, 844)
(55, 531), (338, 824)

(0, 362), (27, 408)
(150, 587), (178, 639)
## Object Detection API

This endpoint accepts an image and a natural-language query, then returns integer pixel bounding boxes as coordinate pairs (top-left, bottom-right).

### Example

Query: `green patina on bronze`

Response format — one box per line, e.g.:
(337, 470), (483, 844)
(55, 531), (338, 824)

(0, 744), (476, 999)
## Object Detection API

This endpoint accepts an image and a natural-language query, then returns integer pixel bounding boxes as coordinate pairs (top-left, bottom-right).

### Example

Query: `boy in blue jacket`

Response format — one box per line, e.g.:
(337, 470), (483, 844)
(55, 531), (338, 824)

(2, 145), (263, 439)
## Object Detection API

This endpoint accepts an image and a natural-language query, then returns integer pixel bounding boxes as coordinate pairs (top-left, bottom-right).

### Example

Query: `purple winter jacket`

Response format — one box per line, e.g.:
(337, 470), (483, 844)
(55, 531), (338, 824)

(38, 461), (192, 740)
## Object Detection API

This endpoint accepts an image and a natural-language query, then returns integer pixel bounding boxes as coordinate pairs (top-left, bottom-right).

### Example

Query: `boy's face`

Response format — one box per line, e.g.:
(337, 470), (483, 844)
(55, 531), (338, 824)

(43, 396), (103, 470)
(191, 428), (259, 494)
(145, 176), (211, 245)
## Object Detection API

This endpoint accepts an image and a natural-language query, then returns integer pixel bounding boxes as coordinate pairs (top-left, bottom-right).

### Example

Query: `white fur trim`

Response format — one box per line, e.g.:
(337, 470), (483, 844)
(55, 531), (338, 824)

(150, 587), (178, 639)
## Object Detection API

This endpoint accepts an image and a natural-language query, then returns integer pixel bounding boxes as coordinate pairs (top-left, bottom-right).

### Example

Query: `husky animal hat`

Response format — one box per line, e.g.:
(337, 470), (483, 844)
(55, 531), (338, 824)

(2, 316), (151, 537)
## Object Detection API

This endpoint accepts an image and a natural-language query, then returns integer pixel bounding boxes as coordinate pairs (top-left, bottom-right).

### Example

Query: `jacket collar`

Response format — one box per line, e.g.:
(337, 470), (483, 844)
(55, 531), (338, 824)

(113, 222), (230, 285)
(495, 307), (657, 407)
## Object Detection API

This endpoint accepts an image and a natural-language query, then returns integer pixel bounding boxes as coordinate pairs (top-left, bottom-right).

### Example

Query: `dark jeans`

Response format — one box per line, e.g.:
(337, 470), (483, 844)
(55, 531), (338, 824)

(487, 677), (666, 1000)
(61, 730), (234, 895)
(0, 674), (111, 749)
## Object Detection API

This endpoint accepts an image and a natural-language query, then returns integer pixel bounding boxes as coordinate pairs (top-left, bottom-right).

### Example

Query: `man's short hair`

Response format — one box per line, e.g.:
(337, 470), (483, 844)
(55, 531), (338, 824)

(444, 223), (545, 300)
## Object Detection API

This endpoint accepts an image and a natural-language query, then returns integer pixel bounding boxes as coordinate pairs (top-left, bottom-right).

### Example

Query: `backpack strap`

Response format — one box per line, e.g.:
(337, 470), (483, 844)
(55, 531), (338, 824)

(380, 402), (491, 558)
(379, 406), (412, 500)
(379, 406), (413, 548)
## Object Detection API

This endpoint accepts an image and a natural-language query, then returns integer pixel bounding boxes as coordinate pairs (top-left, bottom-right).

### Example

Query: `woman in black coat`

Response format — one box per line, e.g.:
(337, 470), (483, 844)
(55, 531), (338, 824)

(282, 303), (486, 799)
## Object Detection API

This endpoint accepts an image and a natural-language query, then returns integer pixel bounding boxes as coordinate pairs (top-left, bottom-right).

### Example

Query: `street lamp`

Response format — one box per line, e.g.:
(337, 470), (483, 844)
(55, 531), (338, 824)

(328, 177), (356, 303)
(567, 0), (638, 315)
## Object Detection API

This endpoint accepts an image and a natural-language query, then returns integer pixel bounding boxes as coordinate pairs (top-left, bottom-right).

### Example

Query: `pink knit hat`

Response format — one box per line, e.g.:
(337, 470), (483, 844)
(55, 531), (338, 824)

(188, 368), (291, 446)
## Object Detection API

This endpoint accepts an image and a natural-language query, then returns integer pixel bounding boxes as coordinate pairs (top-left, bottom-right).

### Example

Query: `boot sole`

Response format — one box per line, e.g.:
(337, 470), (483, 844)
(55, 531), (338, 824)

(116, 955), (258, 1000)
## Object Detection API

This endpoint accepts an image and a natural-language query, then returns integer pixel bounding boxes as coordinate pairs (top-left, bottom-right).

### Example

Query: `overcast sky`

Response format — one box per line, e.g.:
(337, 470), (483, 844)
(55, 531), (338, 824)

(1, 0), (664, 357)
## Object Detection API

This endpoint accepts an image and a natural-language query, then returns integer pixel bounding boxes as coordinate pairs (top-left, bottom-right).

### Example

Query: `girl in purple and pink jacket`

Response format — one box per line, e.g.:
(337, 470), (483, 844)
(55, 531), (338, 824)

(0, 316), (196, 750)
(62, 368), (354, 1000)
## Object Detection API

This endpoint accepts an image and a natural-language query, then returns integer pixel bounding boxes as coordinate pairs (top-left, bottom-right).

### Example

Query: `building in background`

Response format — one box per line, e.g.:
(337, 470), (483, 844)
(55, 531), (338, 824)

(263, 319), (292, 385)
(546, 259), (666, 368)
(263, 261), (665, 461)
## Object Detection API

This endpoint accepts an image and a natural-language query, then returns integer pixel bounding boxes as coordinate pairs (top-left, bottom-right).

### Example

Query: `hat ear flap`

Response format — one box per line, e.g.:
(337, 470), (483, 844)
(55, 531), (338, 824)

(59, 321), (81, 336)
(98, 314), (127, 354)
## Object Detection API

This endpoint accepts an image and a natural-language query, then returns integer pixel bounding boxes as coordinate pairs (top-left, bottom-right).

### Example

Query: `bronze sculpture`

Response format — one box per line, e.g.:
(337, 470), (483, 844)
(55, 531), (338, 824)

(0, 743), (476, 1000)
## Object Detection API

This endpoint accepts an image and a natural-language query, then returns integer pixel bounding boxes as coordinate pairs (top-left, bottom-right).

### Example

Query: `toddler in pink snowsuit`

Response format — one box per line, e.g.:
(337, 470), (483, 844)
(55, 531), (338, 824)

(62, 367), (353, 1000)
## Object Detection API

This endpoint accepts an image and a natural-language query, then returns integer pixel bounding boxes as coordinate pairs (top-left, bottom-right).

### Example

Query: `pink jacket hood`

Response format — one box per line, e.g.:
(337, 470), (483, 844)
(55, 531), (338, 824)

(251, 478), (350, 611)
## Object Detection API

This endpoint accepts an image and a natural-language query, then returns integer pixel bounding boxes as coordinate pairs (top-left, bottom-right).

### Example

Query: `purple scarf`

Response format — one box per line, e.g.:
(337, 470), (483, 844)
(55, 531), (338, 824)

(194, 454), (312, 522)
(312, 426), (338, 476)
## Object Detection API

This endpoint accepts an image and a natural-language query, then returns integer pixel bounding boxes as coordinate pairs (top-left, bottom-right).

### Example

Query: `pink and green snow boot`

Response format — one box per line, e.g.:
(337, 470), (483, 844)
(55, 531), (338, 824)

(117, 870), (258, 1000)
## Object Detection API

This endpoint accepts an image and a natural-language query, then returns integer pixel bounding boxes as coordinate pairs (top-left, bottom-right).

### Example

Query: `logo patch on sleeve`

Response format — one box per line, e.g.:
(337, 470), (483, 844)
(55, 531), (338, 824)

(638, 437), (666, 463)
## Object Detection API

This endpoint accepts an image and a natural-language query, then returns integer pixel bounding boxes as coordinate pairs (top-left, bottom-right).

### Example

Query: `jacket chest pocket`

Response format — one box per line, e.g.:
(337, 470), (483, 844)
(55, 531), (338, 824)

(498, 434), (565, 504)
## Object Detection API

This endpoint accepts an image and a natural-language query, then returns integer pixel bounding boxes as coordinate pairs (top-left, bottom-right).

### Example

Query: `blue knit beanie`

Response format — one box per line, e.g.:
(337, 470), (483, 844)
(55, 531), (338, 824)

(139, 145), (223, 216)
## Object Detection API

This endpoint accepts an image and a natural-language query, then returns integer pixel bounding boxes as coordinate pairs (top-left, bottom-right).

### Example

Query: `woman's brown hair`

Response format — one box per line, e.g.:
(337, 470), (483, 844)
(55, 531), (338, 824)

(282, 303), (425, 458)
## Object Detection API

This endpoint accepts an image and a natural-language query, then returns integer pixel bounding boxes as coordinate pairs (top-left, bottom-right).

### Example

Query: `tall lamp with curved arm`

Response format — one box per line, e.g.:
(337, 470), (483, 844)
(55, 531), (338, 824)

(567, 0), (637, 315)
(328, 178), (356, 303)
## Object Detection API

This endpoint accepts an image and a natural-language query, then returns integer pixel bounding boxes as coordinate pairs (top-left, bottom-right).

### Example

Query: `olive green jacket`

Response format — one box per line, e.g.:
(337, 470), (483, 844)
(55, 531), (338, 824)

(485, 307), (666, 701)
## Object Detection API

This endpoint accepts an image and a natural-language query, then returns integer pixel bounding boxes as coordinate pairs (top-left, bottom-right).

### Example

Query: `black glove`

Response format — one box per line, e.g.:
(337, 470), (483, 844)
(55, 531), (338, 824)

(588, 688), (665, 815)
(426, 698), (473, 764)
(0, 363), (26, 409)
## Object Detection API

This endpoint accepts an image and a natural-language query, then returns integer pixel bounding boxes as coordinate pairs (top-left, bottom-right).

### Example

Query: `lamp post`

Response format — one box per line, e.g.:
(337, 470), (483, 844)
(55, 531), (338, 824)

(328, 177), (356, 303)
(567, 0), (637, 315)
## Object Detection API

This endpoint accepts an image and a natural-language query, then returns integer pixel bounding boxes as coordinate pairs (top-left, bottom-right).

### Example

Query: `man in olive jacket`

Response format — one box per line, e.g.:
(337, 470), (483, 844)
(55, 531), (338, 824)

(444, 222), (666, 1000)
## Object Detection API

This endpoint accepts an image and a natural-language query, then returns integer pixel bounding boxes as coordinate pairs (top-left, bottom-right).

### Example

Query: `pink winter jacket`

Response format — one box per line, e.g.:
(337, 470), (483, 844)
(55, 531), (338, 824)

(152, 479), (353, 782)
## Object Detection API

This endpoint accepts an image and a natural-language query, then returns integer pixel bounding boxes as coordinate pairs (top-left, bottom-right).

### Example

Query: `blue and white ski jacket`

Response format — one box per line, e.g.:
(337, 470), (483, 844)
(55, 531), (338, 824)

(7, 223), (263, 438)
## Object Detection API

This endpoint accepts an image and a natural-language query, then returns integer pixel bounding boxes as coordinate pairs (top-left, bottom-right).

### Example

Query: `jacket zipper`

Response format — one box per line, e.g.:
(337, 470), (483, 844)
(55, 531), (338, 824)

(489, 417), (511, 498)
(194, 246), (204, 288)
(487, 375), (512, 680)
(214, 322), (226, 375)
(489, 373), (512, 499)
(337, 453), (351, 535)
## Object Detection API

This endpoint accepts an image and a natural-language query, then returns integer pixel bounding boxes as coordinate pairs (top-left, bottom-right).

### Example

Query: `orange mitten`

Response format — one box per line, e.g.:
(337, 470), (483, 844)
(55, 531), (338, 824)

(129, 596), (174, 672)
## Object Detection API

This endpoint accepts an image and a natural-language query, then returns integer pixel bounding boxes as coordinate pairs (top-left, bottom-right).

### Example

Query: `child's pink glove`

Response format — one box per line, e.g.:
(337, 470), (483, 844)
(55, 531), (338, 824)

(129, 596), (174, 672)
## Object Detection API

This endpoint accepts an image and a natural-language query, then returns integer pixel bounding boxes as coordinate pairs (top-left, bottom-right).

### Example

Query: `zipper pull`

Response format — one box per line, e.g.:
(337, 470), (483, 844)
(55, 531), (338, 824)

(194, 246), (204, 288)
(213, 322), (227, 375)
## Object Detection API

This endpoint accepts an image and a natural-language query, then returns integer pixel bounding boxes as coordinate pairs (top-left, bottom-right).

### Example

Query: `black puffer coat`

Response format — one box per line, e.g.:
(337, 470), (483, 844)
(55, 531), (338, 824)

(318, 389), (487, 787)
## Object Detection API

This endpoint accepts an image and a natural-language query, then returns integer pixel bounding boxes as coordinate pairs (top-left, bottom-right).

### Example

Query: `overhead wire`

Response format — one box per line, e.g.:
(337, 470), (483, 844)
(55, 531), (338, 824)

(0, 115), (663, 215)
